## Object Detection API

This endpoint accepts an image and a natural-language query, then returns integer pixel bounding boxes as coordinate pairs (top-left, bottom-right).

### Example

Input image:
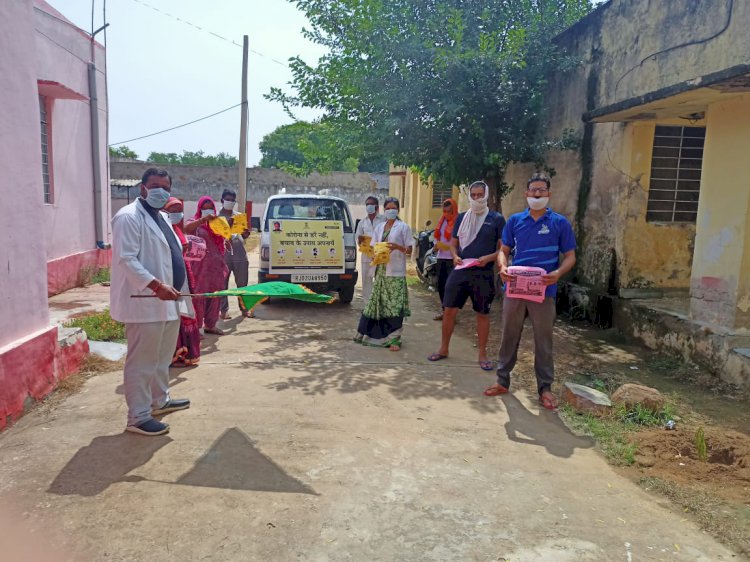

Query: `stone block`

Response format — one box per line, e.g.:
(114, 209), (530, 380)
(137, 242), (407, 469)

(560, 382), (612, 415)
(611, 383), (665, 413)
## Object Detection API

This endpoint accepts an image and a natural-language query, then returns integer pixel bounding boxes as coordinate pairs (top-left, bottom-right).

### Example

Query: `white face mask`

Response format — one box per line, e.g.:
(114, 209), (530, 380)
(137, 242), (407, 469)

(366, 204), (377, 215)
(168, 212), (183, 225)
(222, 200), (235, 211)
(384, 209), (398, 220)
(201, 209), (215, 218)
(527, 197), (549, 211)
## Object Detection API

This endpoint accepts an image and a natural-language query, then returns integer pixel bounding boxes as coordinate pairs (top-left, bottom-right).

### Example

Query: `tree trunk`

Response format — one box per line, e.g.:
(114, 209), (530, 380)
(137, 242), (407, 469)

(485, 176), (503, 214)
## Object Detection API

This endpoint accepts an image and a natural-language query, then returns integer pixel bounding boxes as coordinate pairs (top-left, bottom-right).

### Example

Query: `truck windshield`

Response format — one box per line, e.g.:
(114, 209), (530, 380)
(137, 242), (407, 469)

(265, 198), (353, 232)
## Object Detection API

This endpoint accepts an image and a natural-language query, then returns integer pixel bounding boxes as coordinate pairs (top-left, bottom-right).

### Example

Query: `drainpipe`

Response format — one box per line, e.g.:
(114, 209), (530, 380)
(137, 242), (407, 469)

(89, 24), (109, 249)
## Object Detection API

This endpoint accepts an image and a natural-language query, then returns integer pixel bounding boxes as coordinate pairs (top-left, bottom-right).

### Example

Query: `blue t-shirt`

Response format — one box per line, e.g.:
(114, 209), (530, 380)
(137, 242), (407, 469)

(452, 211), (506, 270)
(502, 208), (576, 297)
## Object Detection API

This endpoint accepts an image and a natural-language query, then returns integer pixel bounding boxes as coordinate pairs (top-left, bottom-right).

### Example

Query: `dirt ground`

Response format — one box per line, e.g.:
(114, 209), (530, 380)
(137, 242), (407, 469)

(2, 266), (748, 561)
(421, 277), (750, 557)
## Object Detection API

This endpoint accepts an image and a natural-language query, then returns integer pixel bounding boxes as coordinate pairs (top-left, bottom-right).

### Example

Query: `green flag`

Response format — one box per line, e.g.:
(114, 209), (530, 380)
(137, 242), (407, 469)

(202, 281), (336, 311)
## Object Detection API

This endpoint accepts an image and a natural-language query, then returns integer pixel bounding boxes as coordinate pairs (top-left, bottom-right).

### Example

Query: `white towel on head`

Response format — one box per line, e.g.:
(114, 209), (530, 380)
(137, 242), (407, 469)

(457, 182), (489, 250)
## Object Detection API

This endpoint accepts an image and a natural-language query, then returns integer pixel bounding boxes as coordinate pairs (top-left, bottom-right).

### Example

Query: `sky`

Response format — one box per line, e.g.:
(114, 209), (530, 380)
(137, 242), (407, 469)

(46, 0), (327, 165)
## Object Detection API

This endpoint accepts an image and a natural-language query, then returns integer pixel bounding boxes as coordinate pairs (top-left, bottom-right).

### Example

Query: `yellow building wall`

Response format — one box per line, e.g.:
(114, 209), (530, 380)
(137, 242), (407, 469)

(615, 120), (702, 290)
(690, 94), (750, 329)
(389, 166), (460, 232)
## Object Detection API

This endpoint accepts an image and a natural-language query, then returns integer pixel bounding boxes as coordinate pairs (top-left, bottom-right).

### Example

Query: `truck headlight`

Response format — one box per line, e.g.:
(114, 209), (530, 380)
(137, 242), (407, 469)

(260, 246), (269, 260)
(344, 247), (356, 261)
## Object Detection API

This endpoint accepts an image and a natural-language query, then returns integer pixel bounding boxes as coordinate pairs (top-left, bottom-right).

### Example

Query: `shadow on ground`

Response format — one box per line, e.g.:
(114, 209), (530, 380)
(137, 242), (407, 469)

(48, 427), (316, 496)
(47, 433), (172, 496)
(501, 392), (593, 458)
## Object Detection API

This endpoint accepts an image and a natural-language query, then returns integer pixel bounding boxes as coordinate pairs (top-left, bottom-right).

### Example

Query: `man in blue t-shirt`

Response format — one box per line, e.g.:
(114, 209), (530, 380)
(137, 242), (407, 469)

(484, 173), (576, 410)
(428, 181), (505, 370)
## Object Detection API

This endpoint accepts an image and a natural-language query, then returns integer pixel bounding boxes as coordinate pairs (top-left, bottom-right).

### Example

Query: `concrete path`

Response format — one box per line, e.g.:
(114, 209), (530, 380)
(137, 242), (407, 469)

(0, 274), (740, 561)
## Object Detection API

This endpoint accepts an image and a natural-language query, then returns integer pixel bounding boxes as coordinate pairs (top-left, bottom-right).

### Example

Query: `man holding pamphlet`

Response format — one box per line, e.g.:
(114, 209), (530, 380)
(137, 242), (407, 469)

(484, 173), (577, 409)
(428, 181), (505, 370)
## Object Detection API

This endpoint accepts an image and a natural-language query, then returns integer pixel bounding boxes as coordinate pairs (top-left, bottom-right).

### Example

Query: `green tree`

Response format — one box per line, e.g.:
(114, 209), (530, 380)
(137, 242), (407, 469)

(259, 121), (388, 175)
(269, 0), (592, 204)
(109, 145), (138, 159)
(147, 150), (238, 167)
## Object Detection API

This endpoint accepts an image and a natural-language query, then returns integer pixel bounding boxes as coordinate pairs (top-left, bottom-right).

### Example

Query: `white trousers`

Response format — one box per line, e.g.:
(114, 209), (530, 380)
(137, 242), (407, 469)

(123, 320), (180, 426)
(361, 257), (374, 303)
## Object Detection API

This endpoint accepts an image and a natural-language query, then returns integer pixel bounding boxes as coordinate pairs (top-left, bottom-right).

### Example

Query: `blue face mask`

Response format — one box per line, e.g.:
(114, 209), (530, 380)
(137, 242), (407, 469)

(384, 209), (398, 220)
(145, 187), (170, 209)
(366, 204), (377, 215)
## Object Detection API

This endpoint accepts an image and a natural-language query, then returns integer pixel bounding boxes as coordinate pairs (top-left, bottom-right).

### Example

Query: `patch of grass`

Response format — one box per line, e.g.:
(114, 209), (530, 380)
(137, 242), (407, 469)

(650, 353), (686, 373)
(615, 402), (676, 427)
(90, 267), (110, 284)
(65, 309), (124, 342)
(561, 399), (680, 465)
(405, 274), (423, 286)
(560, 405), (638, 465)
(639, 476), (750, 557)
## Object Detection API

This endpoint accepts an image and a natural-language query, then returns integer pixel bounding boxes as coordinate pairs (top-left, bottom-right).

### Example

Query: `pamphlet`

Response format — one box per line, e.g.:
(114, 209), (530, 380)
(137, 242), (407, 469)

(505, 266), (546, 303)
(455, 258), (482, 270)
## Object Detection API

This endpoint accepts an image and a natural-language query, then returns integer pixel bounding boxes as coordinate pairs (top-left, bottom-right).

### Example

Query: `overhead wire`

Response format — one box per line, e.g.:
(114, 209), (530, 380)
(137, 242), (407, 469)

(109, 103), (242, 146)
(128, 0), (289, 67)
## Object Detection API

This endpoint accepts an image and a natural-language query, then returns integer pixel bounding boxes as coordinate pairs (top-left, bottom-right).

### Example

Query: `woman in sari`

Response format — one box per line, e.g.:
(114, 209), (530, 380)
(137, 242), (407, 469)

(164, 197), (201, 366)
(184, 196), (229, 336)
(433, 197), (457, 321)
(354, 197), (413, 350)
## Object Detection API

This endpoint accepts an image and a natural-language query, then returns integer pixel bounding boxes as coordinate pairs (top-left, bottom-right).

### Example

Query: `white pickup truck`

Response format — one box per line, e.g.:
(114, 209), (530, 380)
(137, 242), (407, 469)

(258, 194), (359, 304)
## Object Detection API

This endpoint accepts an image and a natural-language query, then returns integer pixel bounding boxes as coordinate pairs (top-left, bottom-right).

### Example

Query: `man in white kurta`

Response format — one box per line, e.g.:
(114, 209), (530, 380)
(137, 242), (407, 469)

(355, 195), (386, 304)
(110, 168), (192, 436)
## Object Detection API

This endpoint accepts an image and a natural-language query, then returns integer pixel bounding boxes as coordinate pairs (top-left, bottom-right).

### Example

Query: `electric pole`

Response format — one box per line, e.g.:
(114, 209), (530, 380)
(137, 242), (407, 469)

(238, 35), (249, 208)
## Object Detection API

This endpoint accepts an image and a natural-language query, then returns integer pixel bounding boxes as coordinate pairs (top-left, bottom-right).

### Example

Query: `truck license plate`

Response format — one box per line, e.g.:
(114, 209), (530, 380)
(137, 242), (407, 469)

(291, 274), (328, 283)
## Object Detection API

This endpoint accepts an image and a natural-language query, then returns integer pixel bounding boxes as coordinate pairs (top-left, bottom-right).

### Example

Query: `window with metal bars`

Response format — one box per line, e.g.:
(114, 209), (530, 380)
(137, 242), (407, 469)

(39, 95), (52, 204)
(431, 179), (452, 207)
(646, 125), (705, 222)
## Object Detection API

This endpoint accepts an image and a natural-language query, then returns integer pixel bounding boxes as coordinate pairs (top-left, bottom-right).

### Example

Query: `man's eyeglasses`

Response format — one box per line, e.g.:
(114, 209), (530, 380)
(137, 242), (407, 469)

(527, 188), (549, 195)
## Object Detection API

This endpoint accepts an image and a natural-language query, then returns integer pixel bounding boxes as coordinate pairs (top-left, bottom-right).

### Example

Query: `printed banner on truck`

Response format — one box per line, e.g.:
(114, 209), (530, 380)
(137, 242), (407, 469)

(270, 220), (344, 274)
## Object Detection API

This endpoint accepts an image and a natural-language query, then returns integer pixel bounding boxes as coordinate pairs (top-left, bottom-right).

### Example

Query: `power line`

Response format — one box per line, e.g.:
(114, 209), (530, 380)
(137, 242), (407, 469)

(128, 0), (289, 67)
(109, 103), (242, 146)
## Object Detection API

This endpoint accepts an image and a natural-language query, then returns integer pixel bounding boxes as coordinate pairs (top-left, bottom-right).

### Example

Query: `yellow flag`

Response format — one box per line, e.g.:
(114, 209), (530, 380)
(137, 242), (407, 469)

(230, 213), (248, 235)
(208, 216), (231, 239)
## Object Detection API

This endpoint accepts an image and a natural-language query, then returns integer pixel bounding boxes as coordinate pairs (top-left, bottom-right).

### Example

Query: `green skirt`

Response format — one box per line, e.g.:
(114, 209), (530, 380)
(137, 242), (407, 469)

(356, 266), (410, 347)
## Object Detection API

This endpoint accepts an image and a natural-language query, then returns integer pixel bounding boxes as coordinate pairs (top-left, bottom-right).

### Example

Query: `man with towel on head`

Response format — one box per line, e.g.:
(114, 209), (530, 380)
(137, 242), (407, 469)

(427, 181), (505, 371)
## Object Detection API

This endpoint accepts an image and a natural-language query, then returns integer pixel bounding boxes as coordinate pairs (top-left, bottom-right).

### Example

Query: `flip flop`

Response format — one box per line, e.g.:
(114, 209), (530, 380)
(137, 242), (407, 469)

(483, 384), (509, 397)
(479, 360), (497, 371)
(539, 393), (558, 410)
(427, 353), (448, 362)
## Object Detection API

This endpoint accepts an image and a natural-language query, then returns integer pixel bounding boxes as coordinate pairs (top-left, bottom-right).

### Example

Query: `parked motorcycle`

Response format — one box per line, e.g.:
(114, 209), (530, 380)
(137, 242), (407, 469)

(414, 220), (438, 289)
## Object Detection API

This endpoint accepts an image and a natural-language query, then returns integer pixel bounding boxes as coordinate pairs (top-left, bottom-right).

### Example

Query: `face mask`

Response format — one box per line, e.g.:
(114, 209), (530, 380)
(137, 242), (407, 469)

(144, 187), (170, 209)
(167, 212), (183, 225)
(527, 197), (549, 211)
(366, 204), (377, 215)
(469, 198), (488, 214)
(384, 209), (398, 220)
(201, 209), (215, 218)
(222, 200), (235, 211)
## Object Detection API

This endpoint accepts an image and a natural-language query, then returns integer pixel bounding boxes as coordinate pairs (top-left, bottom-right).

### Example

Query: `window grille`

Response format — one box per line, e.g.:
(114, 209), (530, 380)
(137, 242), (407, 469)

(40, 95), (52, 203)
(646, 125), (705, 222)
(431, 179), (452, 207)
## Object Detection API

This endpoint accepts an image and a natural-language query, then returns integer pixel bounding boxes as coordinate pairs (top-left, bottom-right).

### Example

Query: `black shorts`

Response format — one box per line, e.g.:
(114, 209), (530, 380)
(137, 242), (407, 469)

(442, 268), (496, 314)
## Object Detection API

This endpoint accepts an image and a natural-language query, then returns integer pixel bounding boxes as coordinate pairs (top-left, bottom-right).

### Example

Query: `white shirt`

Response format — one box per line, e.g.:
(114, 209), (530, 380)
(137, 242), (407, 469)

(110, 200), (192, 323)
(436, 221), (453, 259)
(371, 219), (413, 277)
(356, 213), (386, 240)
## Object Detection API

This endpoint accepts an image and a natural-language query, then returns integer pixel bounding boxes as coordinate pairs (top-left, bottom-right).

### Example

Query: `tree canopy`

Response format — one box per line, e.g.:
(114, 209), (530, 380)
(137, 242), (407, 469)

(259, 120), (388, 175)
(109, 145), (138, 159)
(269, 0), (592, 201)
(147, 150), (238, 167)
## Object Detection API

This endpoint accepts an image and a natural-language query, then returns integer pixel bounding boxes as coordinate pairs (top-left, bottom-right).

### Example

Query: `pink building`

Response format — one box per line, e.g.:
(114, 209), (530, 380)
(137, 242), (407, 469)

(0, 0), (110, 430)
